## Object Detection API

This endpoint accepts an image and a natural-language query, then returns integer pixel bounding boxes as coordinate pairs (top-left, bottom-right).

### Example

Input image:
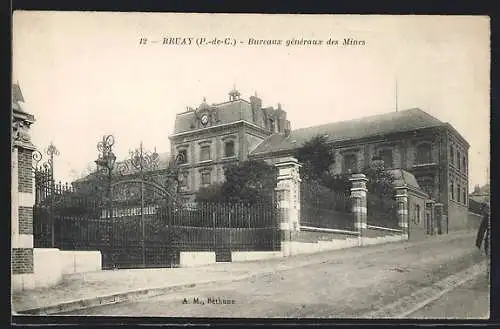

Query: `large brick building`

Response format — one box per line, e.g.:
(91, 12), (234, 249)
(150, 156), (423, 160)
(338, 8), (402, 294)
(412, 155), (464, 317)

(170, 88), (469, 231)
(169, 88), (290, 202)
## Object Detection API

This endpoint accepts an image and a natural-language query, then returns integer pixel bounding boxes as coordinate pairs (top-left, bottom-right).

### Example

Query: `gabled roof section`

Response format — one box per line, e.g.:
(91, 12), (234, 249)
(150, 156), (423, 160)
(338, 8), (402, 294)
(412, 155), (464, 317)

(13, 83), (25, 103)
(251, 108), (446, 156)
(12, 83), (35, 123)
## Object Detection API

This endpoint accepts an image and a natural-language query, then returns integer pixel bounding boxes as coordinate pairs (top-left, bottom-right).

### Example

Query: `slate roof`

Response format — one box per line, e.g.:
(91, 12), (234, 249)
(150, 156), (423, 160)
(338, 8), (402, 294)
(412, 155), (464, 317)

(388, 169), (423, 191)
(12, 83), (26, 112)
(174, 99), (253, 134)
(13, 83), (25, 103)
(72, 151), (170, 183)
(250, 108), (446, 156)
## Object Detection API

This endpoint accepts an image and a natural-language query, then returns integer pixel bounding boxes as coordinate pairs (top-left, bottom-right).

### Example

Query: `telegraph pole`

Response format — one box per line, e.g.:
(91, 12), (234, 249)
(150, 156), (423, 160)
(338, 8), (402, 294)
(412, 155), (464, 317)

(395, 78), (399, 112)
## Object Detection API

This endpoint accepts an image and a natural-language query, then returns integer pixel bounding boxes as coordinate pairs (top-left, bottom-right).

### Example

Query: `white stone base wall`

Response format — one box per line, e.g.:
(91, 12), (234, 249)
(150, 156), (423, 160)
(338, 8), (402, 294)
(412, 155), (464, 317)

(11, 248), (103, 293)
(282, 238), (360, 256)
(362, 234), (405, 246)
(231, 251), (282, 262)
(11, 273), (36, 292)
(282, 233), (404, 256)
(33, 248), (63, 289)
(59, 250), (102, 275)
(179, 252), (216, 267)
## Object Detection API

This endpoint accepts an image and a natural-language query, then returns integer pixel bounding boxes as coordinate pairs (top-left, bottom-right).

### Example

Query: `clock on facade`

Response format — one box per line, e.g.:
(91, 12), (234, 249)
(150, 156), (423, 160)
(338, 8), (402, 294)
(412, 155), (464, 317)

(201, 114), (209, 126)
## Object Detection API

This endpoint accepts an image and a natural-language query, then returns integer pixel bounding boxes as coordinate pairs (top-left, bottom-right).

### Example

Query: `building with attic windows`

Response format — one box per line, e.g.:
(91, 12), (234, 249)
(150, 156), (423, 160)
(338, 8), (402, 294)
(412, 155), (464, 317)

(168, 87), (290, 202)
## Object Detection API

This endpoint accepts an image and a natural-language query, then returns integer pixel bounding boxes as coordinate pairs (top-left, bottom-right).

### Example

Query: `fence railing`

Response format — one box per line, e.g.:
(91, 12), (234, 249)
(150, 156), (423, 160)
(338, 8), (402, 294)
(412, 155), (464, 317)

(300, 180), (353, 231)
(33, 199), (280, 269)
(366, 193), (399, 229)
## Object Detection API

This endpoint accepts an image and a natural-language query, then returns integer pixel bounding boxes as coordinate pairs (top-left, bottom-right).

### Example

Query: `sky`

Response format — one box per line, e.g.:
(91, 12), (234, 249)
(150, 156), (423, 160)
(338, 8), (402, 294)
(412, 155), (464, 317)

(13, 12), (490, 189)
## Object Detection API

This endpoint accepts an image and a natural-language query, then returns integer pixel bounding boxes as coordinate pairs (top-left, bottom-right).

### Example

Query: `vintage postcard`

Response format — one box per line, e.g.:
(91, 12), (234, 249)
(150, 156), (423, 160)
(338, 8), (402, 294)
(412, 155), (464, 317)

(11, 12), (490, 321)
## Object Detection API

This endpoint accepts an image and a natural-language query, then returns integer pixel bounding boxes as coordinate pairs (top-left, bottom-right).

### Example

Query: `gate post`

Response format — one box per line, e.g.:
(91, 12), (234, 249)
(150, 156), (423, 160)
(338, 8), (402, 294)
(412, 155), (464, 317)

(12, 84), (37, 291)
(426, 200), (436, 235)
(434, 203), (444, 235)
(349, 174), (368, 246)
(395, 186), (409, 240)
(275, 157), (301, 257)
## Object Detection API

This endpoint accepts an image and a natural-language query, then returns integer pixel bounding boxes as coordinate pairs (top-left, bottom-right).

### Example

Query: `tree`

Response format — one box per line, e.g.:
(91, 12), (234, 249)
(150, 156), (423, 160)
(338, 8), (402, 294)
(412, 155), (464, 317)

(194, 160), (277, 204)
(195, 182), (225, 203)
(295, 135), (336, 181)
(364, 158), (395, 198)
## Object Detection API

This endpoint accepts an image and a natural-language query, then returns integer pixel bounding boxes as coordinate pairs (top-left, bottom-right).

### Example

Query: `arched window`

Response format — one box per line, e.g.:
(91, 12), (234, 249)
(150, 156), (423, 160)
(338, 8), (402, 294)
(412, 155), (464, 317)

(416, 143), (432, 164)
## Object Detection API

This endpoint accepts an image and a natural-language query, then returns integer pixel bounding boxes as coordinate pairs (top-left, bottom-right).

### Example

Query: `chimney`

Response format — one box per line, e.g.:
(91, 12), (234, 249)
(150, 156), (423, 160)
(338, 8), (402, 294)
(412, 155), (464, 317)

(250, 94), (263, 126)
(284, 127), (291, 137)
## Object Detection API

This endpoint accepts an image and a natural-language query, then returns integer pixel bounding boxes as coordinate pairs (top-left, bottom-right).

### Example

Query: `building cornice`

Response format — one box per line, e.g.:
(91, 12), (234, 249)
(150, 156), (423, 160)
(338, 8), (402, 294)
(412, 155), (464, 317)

(169, 120), (271, 139)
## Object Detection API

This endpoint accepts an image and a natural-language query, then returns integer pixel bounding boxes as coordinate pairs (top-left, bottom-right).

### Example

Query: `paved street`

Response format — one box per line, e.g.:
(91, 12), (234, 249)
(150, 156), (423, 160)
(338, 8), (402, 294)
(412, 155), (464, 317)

(66, 234), (488, 318)
(406, 270), (490, 319)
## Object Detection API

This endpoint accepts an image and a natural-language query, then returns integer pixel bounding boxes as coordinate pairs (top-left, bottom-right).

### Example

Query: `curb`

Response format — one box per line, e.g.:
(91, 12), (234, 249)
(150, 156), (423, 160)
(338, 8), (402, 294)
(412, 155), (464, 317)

(15, 273), (253, 315)
(363, 260), (487, 318)
(14, 232), (475, 315)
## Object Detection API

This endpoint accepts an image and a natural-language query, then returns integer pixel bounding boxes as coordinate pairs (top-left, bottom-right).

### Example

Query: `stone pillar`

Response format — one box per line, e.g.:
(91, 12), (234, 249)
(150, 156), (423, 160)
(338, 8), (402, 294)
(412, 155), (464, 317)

(395, 186), (409, 240)
(434, 203), (444, 235)
(275, 157), (301, 257)
(426, 200), (436, 235)
(349, 173), (368, 246)
(11, 92), (37, 291)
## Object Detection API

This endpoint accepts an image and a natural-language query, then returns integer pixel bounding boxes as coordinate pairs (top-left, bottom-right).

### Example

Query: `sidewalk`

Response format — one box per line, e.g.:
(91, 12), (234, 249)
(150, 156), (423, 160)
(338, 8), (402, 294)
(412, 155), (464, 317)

(12, 230), (475, 315)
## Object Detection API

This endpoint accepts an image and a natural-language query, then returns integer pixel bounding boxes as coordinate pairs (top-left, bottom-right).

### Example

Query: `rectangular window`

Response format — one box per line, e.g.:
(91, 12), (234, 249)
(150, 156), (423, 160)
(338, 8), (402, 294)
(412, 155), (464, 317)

(457, 150), (461, 170)
(224, 140), (235, 157)
(463, 189), (467, 205)
(450, 146), (454, 165)
(457, 184), (461, 203)
(200, 145), (211, 161)
(201, 172), (211, 185)
(450, 181), (455, 200)
(379, 149), (393, 168)
(179, 172), (188, 187)
(416, 144), (432, 165)
(343, 154), (357, 174)
(463, 156), (467, 173)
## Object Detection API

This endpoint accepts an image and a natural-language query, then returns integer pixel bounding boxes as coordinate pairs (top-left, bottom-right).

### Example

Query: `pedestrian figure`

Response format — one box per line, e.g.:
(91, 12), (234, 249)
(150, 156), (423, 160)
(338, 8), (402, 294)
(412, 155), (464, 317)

(475, 205), (490, 256)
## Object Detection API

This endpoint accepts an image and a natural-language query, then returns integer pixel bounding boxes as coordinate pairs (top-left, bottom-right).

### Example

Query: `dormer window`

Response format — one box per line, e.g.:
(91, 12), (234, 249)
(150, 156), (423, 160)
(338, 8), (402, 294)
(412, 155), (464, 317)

(177, 149), (188, 164)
